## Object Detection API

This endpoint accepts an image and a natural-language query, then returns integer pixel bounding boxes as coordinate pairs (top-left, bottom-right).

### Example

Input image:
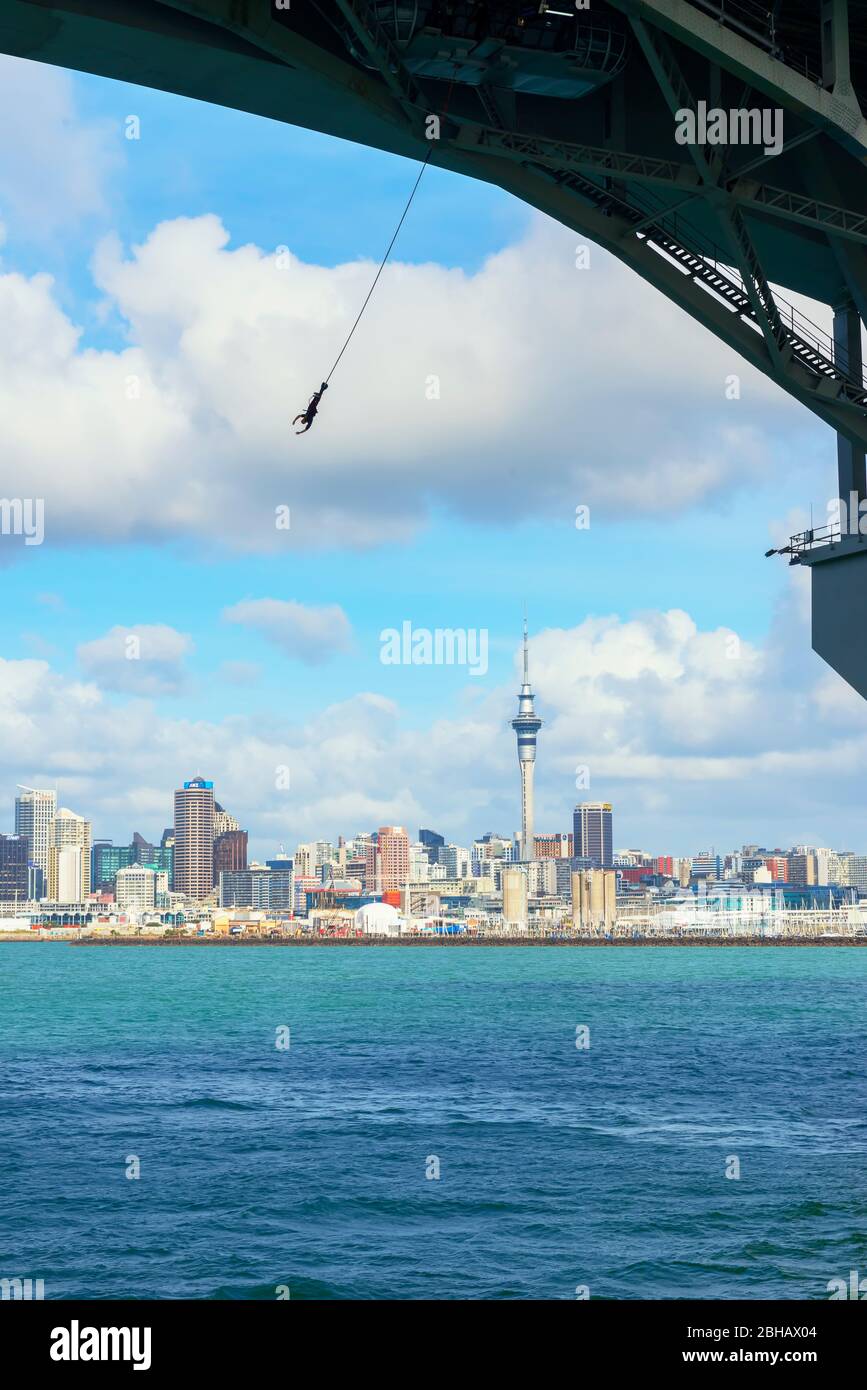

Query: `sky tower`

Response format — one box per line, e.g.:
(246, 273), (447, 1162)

(511, 619), (542, 861)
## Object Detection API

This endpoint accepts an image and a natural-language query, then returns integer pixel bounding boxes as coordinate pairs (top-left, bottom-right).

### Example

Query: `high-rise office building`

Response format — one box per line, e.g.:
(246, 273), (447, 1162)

(418, 828), (445, 864)
(91, 840), (133, 891)
(27, 862), (45, 900)
(346, 854), (367, 886)
(47, 808), (92, 900)
(534, 833), (573, 859)
(377, 826), (409, 892)
(219, 862), (294, 911)
(445, 844), (471, 878)
(115, 865), (165, 912)
(93, 834), (173, 891)
(848, 856), (867, 893)
(219, 869), (253, 908)
(409, 845), (432, 880)
(788, 851), (817, 887)
(15, 786), (57, 878)
(214, 829), (248, 877)
(293, 843), (315, 877)
(350, 833), (378, 891)
(510, 620), (542, 860)
(158, 829), (175, 890)
(573, 803), (613, 869)
(213, 803), (240, 837)
(174, 776), (215, 900)
(0, 833), (29, 901)
(265, 857), (294, 911)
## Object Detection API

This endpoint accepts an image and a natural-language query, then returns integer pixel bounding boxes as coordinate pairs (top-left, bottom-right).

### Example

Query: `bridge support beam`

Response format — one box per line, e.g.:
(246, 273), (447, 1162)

(821, 0), (863, 117)
(798, 296), (867, 697)
(833, 299), (867, 501)
(803, 540), (867, 698)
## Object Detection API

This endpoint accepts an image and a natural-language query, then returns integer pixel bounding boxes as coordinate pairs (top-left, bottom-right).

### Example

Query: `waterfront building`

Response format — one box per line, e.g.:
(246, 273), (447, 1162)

(293, 843), (314, 877)
(293, 873), (319, 915)
(92, 840), (133, 891)
(213, 803), (240, 837)
(527, 858), (557, 897)
(27, 861), (45, 900)
(51, 848), (82, 901)
(574, 802), (614, 869)
(0, 833), (29, 901)
(847, 855), (867, 893)
(409, 845), (432, 880)
(814, 847), (834, 886)
(473, 833), (516, 872)
(510, 620), (542, 860)
(15, 786), (57, 878)
(829, 851), (852, 885)
(361, 836), (379, 890)
(159, 829), (175, 889)
(419, 828), (445, 863)
(378, 826), (409, 892)
(571, 868), (617, 932)
(554, 857), (575, 897)
(788, 851), (817, 886)
(264, 861), (294, 911)
(346, 854), (367, 886)
(502, 866), (528, 927)
(219, 862), (295, 911)
(174, 776), (215, 900)
(445, 844), (471, 878)
(691, 850), (721, 880)
(763, 854), (789, 881)
(214, 829), (248, 876)
(115, 865), (163, 912)
(47, 808), (92, 901)
(534, 833), (573, 859)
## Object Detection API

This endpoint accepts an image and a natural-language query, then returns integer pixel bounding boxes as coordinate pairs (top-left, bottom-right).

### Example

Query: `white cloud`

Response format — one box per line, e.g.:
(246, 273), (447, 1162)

(217, 660), (262, 686)
(222, 598), (352, 665)
(77, 624), (192, 695)
(0, 212), (816, 555)
(0, 56), (120, 237)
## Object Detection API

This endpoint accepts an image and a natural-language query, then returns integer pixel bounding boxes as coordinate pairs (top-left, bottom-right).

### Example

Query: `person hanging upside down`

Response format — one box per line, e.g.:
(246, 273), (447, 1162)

(293, 382), (328, 434)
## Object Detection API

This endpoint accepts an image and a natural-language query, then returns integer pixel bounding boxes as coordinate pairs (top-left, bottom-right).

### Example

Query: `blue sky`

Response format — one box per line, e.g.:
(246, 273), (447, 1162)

(1, 54), (863, 857)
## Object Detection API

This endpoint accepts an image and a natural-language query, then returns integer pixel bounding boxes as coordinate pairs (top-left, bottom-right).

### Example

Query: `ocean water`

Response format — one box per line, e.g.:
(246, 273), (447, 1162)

(1, 942), (866, 1300)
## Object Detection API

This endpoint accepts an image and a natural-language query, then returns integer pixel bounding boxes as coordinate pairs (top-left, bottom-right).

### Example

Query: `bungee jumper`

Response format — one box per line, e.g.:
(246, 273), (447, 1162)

(291, 71), (460, 440)
(292, 143), (438, 438)
(293, 382), (328, 434)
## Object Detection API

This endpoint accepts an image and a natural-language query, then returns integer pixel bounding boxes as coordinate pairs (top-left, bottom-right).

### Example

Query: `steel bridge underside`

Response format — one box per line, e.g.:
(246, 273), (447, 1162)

(3, 0), (867, 691)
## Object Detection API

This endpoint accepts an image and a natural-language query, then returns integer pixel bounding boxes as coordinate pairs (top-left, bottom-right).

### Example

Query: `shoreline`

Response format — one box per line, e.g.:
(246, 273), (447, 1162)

(20, 933), (867, 947)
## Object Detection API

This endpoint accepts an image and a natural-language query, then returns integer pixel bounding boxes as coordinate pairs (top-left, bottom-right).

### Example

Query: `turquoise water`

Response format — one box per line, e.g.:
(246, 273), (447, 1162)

(1, 943), (866, 1300)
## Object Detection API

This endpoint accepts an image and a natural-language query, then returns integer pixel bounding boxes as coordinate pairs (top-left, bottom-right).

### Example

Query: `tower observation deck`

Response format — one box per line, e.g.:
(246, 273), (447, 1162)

(3, 1), (867, 693)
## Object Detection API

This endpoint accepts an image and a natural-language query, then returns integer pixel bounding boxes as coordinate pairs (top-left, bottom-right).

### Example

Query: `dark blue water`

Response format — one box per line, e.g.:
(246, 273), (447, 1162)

(1, 943), (866, 1299)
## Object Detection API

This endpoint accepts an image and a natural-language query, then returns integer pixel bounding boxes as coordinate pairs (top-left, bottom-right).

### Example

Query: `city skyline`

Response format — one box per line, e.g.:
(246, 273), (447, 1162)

(5, 769), (867, 898)
(5, 607), (867, 865)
